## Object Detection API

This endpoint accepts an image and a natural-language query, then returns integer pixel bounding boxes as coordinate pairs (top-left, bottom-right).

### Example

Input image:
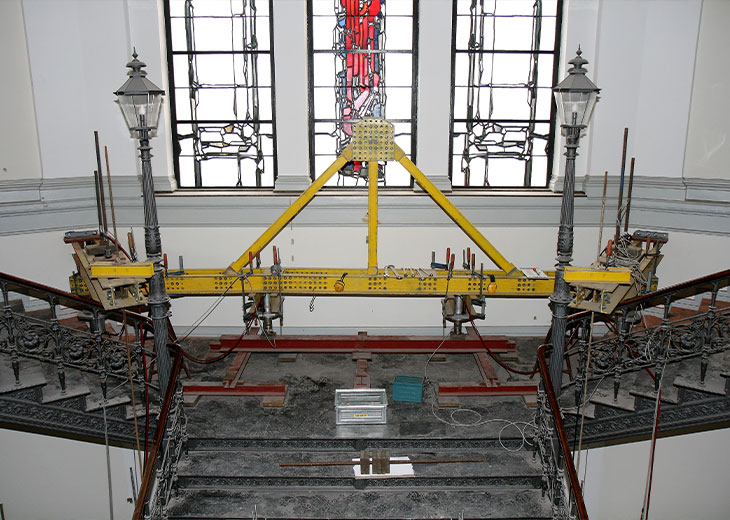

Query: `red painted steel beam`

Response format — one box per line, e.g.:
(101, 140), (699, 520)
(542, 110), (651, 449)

(210, 330), (514, 354)
(183, 381), (286, 396)
(438, 382), (537, 397)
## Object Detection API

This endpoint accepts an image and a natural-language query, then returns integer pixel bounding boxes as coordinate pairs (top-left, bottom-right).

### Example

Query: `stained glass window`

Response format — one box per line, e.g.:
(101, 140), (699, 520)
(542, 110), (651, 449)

(308, 0), (417, 187)
(451, 0), (561, 188)
(165, 0), (276, 188)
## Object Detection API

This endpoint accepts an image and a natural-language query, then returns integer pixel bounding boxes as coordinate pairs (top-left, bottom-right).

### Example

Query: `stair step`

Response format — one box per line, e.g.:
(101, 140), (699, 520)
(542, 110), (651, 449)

(673, 375), (728, 396)
(177, 448), (542, 484)
(0, 361), (47, 394)
(630, 368), (680, 404)
(589, 374), (637, 412)
(563, 402), (596, 420)
(85, 394), (131, 412)
(41, 384), (91, 404)
(166, 488), (552, 519)
(125, 403), (160, 421)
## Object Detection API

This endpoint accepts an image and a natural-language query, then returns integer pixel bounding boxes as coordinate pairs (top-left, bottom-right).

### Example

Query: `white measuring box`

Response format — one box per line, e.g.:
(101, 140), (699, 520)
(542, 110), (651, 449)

(335, 388), (387, 425)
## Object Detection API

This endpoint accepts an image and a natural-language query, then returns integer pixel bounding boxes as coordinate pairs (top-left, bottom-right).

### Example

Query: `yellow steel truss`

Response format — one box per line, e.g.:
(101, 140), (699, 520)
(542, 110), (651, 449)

(80, 118), (632, 302)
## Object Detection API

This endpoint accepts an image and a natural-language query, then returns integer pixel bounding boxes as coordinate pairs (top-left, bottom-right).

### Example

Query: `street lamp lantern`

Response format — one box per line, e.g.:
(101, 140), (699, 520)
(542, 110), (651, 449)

(547, 47), (600, 396)
(114, 50), (165, 133)
(553, 47), (600, 133)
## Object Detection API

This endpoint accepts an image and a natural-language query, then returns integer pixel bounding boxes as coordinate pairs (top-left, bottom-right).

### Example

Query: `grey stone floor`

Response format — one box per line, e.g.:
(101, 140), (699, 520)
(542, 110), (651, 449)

(167, 336), (551, 519)
(180, 337), (541, 441)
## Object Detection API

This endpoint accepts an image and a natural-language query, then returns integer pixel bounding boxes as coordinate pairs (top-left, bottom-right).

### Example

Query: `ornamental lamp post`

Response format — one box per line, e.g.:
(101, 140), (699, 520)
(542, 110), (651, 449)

(114, 50), (172, 395)
(548, 48), (600, 395)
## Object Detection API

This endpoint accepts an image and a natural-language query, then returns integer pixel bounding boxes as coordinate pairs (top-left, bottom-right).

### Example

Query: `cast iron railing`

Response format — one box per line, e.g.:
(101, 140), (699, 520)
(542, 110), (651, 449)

(565, 269), (730, 406)
(0, 272), (156, 399)
(133, 348), (186, 520)
(536, 344), (589, 520)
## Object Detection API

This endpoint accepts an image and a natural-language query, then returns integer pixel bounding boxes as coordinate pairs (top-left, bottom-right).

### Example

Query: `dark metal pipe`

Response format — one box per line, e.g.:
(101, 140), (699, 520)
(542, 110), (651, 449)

(614, 128), (629, 243)
(94, 131), (108, 235)
(623, 157), (635, 233)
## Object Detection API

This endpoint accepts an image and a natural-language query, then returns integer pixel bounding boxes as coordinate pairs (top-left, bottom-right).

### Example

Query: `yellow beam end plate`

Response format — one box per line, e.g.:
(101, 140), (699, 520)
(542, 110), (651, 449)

(564, 266), (632, 284)
(352, 118), (394, 161)
(91, 262), (155, 278)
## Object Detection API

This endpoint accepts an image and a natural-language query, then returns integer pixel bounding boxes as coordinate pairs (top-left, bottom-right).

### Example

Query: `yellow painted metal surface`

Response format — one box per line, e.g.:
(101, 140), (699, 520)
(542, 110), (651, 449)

(352, 118), (395, 161)
(90, 262), (154, 278)
(394, 145), (518, 275)
(225, 148), (352, 274)
(367, 159), (378, 273)
(564, 266), (632, 284)
(162, 267), (555, 298)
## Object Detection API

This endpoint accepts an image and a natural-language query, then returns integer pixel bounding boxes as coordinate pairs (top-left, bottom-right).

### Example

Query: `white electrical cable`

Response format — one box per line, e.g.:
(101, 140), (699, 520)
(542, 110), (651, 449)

(422, 325), (537, 453)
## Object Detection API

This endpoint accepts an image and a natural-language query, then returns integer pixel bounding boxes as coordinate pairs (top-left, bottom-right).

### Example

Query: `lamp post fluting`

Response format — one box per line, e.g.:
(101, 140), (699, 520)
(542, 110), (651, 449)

(115, 51), (171, 395)
(548, 48), (600, 395)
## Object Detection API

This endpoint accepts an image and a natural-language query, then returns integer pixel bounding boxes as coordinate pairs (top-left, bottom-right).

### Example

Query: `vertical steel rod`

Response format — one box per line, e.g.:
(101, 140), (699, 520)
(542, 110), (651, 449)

(597, 170), (608, 262)
(614, 128), (629, 244)
(623, 157), (635, 233)
(94, 131), (109, 235)
(105, 146), (119, 240)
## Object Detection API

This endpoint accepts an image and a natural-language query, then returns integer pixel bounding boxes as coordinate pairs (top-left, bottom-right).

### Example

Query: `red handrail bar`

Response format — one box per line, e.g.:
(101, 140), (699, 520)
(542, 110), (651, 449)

(132, 344), (183, 520)
(537, 343), (589, 520)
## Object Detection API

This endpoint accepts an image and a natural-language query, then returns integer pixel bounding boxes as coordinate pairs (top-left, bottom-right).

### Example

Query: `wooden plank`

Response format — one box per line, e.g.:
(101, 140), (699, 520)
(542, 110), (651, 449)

(223, 351), (251, 388)
(262, 395), (286, 407)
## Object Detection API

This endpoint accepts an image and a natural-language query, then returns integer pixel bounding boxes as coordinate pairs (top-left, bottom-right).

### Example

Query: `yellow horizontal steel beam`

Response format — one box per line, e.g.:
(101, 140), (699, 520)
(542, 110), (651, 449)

(162, 267), (556, 298)
(90, 262), (154, 278)
(564, 266), (632, 284)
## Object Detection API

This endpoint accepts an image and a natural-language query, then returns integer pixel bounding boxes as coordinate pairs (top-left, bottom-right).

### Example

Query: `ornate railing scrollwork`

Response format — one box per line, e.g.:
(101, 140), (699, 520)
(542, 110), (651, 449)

(563, 270), (730, 403)
(536, 344), (589, 520)
(134, 349), (186, 520)
(0, 272), (156, 395)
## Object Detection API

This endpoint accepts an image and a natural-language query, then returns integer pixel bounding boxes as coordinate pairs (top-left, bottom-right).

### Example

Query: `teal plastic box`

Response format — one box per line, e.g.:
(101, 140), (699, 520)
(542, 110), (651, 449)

(392, 375), (424, 403)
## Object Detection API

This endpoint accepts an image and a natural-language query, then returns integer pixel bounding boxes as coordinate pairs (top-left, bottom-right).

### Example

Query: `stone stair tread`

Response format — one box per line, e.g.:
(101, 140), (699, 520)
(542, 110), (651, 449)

(0, 361), (46, 394)
(41, 383), (91, 404)
(673, 374), (727, 396)
(591, 382), (636, 412)
(125, 403), (160, 420)
(177, 448), (541, 479)
(630, 369), (680, 404)
(166, 487), (551, 519)
(586, 371), (639, 409)
(562, 402), (596, 420)
(85, 394), (131, 412)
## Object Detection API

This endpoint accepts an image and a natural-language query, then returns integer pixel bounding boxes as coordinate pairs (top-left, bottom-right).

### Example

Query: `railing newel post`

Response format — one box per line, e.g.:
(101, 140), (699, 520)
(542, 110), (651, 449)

(700, 282), (719, 385)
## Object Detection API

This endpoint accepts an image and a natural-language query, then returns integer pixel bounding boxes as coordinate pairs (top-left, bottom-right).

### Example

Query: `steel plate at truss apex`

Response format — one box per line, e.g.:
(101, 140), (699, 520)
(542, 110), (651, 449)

(352, 118), (395, 161)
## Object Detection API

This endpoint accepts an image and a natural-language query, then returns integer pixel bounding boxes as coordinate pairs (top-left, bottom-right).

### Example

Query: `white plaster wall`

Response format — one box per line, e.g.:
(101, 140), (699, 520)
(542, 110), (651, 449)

(272, 0), (310, 180)
(0, 428), (137, 520)
(416, 0), (452, 178)
(683, 0), (730, 181)
(0, 0), (43, 182)
(556, 0), (703, 184)
(578, 427), (730, 520)
(21, 0), (169, 182)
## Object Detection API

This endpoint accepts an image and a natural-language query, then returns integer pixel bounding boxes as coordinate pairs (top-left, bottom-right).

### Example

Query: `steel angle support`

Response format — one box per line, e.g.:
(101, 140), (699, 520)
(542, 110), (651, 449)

(224, 147), (353, 275)
(393, 144), (518, 275)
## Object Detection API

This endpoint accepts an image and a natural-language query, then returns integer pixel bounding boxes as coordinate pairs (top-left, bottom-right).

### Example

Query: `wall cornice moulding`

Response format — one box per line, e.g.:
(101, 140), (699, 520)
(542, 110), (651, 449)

(0, 174), (728, 236)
